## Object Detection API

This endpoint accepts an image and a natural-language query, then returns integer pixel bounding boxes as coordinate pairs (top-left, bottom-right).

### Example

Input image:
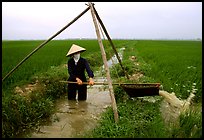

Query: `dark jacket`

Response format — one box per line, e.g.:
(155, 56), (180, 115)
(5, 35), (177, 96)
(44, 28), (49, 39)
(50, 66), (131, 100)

(68, 57), (94, 82)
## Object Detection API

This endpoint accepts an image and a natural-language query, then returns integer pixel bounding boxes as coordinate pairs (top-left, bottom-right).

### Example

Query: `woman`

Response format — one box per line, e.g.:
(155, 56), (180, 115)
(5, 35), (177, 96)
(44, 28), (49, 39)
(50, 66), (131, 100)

(66, 44), (94, 100)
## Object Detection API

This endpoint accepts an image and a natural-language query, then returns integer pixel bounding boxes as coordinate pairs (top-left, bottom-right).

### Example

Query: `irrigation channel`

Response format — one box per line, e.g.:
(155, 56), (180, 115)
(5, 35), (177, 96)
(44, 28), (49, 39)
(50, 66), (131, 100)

(21, 48), (124, 138)
(30, 76), (112, 138)
(21, 48), (195, 138)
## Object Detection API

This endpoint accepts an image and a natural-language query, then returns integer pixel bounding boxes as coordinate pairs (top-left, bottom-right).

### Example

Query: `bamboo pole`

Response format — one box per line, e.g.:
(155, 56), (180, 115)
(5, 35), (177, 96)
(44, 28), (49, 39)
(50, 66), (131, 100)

(93, 6), (129, 80)
(2, 6), (90, 82)
(88, 2), (119, 123)
(60, 80), (160, 86)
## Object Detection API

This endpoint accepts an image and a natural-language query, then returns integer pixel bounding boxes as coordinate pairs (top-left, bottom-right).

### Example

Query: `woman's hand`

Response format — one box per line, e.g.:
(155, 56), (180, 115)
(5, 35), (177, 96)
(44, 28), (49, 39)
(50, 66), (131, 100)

(88, 78), (94, 86)
(76, 77), (83, 85)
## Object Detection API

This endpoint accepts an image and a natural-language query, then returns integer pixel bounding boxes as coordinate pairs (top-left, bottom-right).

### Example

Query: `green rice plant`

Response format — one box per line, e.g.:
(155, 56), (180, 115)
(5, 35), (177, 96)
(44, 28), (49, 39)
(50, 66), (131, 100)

(124, 40), (202, 102)
(2, 40), (100, 90)
(2, 40), (67, 90)
(2, 39), (127, 91)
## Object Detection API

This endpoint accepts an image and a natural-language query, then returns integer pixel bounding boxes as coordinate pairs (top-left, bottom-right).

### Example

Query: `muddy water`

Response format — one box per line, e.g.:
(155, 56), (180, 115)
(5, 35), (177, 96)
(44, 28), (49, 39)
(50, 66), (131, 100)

(29, 77), (111, 138)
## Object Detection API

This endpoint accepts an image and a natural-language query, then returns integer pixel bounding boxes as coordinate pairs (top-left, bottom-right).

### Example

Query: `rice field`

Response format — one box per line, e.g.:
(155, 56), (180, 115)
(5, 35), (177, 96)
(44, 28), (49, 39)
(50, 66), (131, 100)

(2, 40), (113, 90)
(122, 40), (202, 102)
(2, 39), (202, 138)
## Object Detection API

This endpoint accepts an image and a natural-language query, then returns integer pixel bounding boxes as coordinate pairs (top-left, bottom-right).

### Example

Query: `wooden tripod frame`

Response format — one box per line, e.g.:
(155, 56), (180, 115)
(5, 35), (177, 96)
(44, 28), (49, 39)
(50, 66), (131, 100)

(3, 2), (127, 123)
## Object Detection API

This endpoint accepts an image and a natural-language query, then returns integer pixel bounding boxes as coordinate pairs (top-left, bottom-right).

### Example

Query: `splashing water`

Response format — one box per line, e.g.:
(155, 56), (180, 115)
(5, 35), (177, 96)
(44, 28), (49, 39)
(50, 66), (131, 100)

(159, 90), (195, 126)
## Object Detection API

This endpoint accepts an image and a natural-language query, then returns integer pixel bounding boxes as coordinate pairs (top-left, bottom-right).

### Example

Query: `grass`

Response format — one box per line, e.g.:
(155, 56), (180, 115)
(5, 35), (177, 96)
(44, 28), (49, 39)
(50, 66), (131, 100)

(83, 99), (168, 138)
(170, 104), (202, 138)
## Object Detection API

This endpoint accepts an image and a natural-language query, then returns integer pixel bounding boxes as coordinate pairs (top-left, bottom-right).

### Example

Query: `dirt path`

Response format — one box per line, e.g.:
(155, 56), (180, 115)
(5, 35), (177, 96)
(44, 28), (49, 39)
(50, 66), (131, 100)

(30, 77), (112, 138)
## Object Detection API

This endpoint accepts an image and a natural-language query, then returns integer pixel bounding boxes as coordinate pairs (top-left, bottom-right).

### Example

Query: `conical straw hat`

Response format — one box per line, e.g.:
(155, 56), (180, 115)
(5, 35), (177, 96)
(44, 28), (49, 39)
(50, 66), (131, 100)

(66, 44), (86, 57)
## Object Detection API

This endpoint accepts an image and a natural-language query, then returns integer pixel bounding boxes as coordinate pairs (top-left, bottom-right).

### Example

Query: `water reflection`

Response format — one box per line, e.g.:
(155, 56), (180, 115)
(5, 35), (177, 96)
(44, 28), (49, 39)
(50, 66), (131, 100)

(102, 47), (125, 69)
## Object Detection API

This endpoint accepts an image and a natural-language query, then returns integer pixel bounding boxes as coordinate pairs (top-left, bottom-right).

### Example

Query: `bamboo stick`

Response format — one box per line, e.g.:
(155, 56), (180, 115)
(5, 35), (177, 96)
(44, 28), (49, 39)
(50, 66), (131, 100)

(2, 6), (90, 82)
(88, 2), (119, 123)
(93, 6), (130, 80)
(60, 80), (160, 86)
